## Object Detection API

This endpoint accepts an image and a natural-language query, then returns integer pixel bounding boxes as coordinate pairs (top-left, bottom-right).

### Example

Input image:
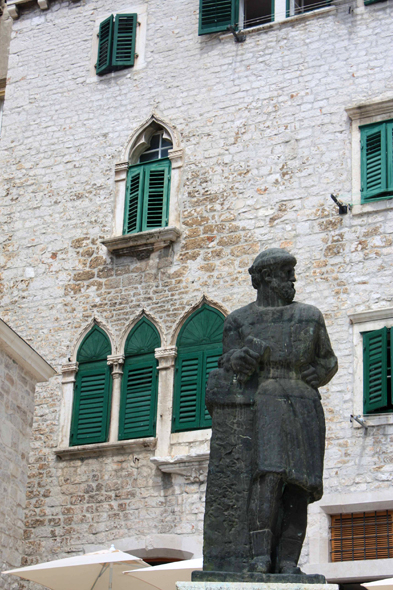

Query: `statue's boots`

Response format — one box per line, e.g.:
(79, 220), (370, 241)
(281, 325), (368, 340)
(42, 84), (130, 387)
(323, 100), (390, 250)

(276, 536), (305, 575)
(250, 529), (273, 573)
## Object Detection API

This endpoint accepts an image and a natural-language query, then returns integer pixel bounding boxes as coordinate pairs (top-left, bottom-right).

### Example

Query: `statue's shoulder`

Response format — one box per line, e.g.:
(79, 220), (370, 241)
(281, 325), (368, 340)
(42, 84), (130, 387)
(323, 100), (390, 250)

(293, 301), (324, 322)
(225, 302), (255, 326)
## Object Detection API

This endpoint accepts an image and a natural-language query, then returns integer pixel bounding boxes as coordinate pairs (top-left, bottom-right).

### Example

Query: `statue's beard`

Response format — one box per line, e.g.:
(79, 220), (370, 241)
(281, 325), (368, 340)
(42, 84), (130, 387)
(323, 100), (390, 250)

(270, 279), (296, 304)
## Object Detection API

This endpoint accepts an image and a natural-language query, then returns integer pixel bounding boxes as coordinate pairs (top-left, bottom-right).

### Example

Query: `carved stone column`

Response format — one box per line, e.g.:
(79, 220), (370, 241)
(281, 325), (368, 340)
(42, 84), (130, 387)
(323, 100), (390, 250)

(107, 355), (125, 442)
(59, 362), (78, 448)
(154, 346), (177, 457)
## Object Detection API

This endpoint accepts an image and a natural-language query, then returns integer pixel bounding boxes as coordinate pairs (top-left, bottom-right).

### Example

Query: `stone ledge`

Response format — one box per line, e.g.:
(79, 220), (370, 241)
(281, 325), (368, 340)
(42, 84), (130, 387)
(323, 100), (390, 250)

(348, 305), (393, 324)
(351, 198), (393, 216)
(220, 5), (336, 39)
(7, 0), (79, 19)
(55, 437), (157, 459)
(179, 583), (337, 590)
(102, 227), (181, 257)
(192, 572), (327, 584)
(151, 453), (209, 477)
(346, 97), (393, 121)
(304, 558), (393, 583)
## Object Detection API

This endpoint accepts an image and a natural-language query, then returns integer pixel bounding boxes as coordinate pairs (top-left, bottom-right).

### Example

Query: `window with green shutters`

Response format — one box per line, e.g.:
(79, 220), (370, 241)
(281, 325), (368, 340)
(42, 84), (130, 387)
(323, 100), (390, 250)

(96, 14), (137, 76)
(70, 326), (112, 446)
(172, 305), (225, 432)
(119, 318), (160, 440)
(360, 120), (393, 203)
(123, 131), (172, 235)
(363, 327), (393, 414)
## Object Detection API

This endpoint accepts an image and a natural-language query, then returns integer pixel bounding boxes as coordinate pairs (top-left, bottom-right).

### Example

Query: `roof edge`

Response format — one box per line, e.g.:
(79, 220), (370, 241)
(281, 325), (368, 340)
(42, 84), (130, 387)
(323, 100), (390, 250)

(0, 318), (57, 382)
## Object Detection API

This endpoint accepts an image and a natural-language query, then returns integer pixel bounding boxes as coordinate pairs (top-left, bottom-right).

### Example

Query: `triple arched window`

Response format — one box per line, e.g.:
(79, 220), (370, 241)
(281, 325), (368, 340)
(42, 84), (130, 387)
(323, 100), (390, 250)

(69, 305), (225, 447)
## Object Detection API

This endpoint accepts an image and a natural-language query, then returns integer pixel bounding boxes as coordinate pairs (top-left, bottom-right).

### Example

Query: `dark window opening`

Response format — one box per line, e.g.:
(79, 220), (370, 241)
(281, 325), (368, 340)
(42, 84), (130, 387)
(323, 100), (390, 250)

(287, 0), (330, 16)
(143, 558), (184, 566)
(244, 0), (273, 27)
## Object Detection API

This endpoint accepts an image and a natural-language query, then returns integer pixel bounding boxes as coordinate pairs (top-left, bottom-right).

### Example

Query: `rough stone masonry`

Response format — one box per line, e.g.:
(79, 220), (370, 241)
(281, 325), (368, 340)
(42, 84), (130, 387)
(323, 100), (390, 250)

(0, 0), (393, 580)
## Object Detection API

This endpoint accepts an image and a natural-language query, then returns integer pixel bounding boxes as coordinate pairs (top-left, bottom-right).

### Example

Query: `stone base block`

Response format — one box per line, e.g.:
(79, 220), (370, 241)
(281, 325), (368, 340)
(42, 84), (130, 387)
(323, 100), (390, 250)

(177, 581), (339, 590)
(191, 573), (327, 585)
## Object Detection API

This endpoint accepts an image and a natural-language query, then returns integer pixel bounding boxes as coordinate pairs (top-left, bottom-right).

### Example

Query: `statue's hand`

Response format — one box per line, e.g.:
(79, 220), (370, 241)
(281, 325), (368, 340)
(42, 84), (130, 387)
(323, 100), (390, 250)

(301, 365), (319, 389)
(231, 347), (260, 381)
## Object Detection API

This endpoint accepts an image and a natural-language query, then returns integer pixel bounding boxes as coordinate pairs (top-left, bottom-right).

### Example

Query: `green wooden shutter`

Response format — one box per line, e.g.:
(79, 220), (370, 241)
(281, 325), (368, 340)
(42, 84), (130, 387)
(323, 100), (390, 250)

(363, 327), (388, 413)
(142, 160), (171, 231)
(112, 14), (137, 69)
(70, 362), (112, 445)
(386, 122), (393, 193)
(96, 15), (114, 76)
(119, 357), (157, 440)
(124, 166), (144, 234)
(173, 352), (203, 432)
(361, 123), (386, 202)
(200, 349), (221, 427)
(199, 0), (238, 35)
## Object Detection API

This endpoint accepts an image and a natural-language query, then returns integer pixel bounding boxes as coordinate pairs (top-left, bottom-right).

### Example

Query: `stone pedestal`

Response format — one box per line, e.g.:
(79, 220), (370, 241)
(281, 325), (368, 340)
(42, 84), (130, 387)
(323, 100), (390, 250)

(177, 582), (338, 590)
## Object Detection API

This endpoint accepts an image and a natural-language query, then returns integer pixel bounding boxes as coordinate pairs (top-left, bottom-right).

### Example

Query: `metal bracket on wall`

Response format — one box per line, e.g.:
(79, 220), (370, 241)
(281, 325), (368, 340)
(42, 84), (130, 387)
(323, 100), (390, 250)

(228, 25), (246, 43)
(330, 194), (348, 214)
(350, 414), (368, 432)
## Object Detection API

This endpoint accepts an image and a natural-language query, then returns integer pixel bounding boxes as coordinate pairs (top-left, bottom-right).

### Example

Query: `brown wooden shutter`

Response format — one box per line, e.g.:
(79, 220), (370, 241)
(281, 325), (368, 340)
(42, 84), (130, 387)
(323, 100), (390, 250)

(331, 511), (393, 562)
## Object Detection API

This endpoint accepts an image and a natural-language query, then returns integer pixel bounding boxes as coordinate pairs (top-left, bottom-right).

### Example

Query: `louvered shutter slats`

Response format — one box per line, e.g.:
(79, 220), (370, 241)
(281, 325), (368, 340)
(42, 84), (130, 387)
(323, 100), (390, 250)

(144, 162), (170, 230)
(363, 327), (388, 413)
(331, 511), (393, 562)
(96, 15), (114, 76)
(71, 364), (111, 445)
(112, 14), (137, 69)
(199, 0), (237, 34)
(174, 354), (201, 431)
(119, 358), (158, 440)
(201, 350), (221, 426)
(124, 168), (143, 234)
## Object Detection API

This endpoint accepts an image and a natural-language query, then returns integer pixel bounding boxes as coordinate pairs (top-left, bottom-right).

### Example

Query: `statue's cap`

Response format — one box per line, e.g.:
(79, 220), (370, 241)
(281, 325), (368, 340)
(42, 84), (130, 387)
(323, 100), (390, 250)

(250, 248), (297, 271)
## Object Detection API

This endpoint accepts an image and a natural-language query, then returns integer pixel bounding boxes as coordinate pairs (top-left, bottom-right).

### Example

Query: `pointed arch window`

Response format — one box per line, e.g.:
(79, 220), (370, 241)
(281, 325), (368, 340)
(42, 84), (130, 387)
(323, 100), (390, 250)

(119, 318), (160, 440)
(70, 326), (112, 446)
(124, 130), (172, 235)
(172, 305), (225, 433)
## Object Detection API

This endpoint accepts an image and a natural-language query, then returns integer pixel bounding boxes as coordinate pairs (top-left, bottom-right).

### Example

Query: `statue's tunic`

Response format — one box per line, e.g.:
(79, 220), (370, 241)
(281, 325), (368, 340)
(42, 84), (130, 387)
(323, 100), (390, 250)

(219, 300), (337, 501)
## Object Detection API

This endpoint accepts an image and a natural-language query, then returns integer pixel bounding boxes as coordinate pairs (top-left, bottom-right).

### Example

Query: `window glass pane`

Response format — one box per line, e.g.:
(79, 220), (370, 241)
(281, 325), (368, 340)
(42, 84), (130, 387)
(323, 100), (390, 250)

(150, 134), (160, 149)
(140, 150), (159, 163)
(162, 138), (172, 148)
(161, 148), (170, 159)
(244, 0), (272, 27)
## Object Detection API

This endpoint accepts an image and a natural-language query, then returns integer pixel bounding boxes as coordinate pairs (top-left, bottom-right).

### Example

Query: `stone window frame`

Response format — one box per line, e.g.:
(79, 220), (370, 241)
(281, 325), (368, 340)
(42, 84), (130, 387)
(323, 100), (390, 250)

(346, 97), (393, 216)
(88, 4), (148, 79)
(102, 113), (183, 257)
(348, 306), (393, 428)
(304, 490), (393, 583)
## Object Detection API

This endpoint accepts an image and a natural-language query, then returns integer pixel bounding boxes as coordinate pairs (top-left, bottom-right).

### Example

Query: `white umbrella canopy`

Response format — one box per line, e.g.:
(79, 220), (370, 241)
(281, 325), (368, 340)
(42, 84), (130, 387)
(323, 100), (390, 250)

(123, 558), (203, 590)
(363, 579), (393, 590)
(3, 546), (150, 590)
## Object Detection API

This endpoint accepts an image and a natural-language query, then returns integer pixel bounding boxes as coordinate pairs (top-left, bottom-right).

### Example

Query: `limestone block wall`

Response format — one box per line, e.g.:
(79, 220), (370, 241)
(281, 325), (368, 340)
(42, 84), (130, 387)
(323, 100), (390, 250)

(0, 349), (36, 589)
(0, 0), (392, 575)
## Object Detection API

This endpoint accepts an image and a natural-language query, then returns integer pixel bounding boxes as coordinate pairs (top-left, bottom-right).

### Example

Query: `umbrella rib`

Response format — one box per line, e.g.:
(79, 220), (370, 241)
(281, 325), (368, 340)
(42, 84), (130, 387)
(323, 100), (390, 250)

(90, 563), (109, 590)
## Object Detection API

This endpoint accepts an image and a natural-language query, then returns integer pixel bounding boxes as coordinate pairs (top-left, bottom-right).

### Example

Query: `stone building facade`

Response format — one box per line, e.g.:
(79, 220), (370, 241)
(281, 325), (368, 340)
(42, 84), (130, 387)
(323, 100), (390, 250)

(1, 0), (393, 585)
(0, 319), (55, 590)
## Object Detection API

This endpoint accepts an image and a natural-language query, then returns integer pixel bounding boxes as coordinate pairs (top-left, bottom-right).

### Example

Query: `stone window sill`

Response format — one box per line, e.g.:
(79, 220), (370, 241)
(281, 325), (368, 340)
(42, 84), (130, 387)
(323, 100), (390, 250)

(351, 412), (393, 428)
(150, 453), (209, 479)
(55, 438), (157, 460)
(7, 0), (79, 19)
(220, 5), (336, 39)
(102, 227), (181, 257)
(351, 198), (393, 215)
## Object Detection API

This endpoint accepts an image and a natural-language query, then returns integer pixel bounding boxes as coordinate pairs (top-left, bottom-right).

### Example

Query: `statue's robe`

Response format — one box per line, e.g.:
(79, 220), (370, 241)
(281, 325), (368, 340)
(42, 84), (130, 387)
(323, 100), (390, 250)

(203, 301), (338, 573)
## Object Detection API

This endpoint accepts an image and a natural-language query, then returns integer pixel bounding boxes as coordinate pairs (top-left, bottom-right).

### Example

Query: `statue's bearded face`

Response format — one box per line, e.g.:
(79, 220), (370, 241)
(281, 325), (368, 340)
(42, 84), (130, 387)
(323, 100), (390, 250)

(268, 262), (296, 304)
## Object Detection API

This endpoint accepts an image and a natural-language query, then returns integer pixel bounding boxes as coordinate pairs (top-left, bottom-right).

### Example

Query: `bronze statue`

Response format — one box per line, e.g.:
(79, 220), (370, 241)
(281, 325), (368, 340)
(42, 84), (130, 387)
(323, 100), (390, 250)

(196, 248), (337, 580)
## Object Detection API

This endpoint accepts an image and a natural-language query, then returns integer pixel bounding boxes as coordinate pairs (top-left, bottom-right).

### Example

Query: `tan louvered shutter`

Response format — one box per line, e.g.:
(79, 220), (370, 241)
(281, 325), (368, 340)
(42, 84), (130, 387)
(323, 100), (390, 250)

(331, 511), (393, 562)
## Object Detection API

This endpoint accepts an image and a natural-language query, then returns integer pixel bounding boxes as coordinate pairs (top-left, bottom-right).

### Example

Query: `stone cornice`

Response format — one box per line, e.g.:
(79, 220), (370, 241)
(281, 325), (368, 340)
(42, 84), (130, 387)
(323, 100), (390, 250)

(151, 453), (209, 481)
(346, 98), (393, 121)
(0, 318), (56, 382)
(348, 306), (393, 324)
